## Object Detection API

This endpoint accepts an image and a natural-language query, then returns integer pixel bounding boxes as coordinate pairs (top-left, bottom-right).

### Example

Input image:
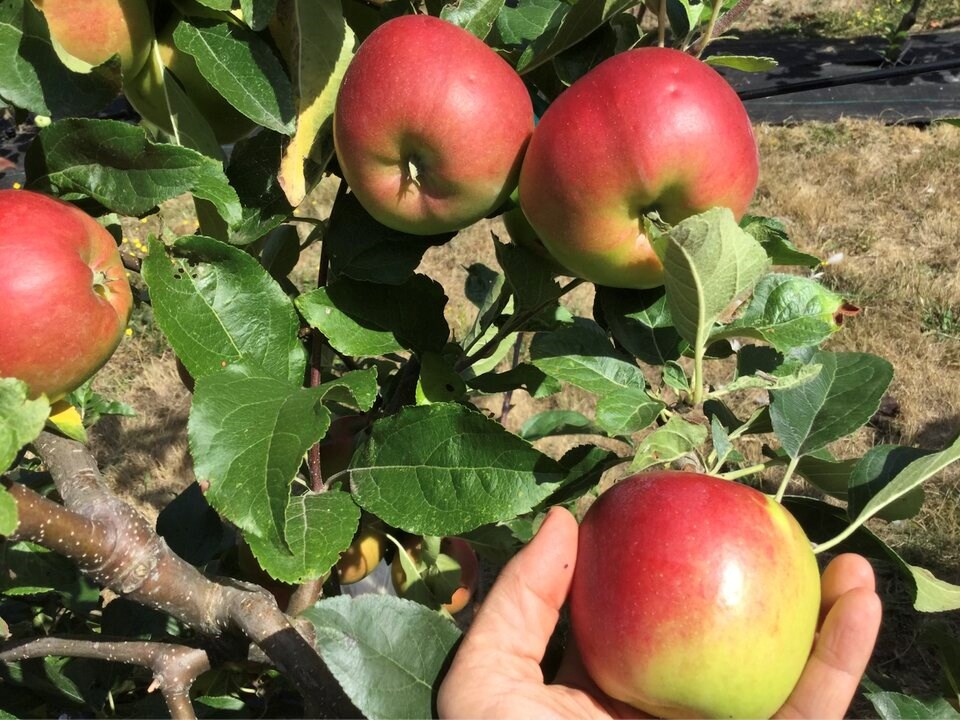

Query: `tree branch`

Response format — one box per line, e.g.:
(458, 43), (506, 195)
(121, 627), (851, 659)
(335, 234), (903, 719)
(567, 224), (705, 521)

(0, 636), (210, 720)
(10, 433), (353, 716)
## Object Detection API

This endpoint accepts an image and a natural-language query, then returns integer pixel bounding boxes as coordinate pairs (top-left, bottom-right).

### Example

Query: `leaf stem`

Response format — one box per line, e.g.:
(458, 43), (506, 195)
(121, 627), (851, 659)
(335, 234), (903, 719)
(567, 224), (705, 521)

(696, 0), (725, 58)
(719, 463), (766, 480)
(457, 278), (584, 372)
(812, 525), (859, 555)
(691, 346), (705, 406)
(774, 455), (800, 503)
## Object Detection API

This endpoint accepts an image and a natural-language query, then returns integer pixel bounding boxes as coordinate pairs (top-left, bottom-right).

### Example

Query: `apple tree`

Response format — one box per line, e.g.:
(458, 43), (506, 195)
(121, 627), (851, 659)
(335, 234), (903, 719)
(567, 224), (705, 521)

(1, 0), (959, 718)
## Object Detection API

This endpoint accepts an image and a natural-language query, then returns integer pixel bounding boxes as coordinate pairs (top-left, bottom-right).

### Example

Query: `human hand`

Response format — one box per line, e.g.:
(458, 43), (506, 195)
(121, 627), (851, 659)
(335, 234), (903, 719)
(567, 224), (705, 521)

(437, 506), (882, 719)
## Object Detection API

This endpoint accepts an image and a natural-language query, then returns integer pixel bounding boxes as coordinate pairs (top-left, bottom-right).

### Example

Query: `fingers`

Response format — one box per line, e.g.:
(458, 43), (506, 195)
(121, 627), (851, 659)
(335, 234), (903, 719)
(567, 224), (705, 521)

(820, 553), (876, 618)
(453, 506), (579, 681)
(777, 584), (882, 719)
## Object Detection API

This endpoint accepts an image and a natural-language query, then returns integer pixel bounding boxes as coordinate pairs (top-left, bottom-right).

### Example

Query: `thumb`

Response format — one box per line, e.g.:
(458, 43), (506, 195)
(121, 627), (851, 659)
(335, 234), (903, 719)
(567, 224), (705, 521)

(455, 506), (579, 681)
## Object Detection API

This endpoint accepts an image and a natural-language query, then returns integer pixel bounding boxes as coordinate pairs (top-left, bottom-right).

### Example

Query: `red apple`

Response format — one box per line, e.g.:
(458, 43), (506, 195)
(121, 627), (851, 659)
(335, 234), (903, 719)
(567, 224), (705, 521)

(33, 0), (154, 75)
(392, 536), (479, 614)
(570, 471), (819, 718)
(0, 190), (133, 400)
(333, 15), (534, 235)
(519, 47), (759, 289)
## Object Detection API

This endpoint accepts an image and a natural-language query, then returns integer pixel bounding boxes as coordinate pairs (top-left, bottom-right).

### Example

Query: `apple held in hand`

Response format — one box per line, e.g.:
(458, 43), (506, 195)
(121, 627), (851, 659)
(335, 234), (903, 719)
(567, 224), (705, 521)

(334, 15), (534, 235)
(519, 48), (759, 289)
(0, 190), (133, 400)
(570, 471), (819, 719)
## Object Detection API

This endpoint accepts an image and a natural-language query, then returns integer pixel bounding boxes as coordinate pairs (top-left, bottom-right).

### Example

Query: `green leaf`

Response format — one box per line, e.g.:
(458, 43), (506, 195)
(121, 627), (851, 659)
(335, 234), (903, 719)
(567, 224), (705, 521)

(24, 119), (242, 225)
(298, 275), (449, 355)
(351, 403), (563, 535)
(494, 237), (564, 317)
(531, 320), (663, 436)
(710, 415), (741, 467)
(704, 54), (778, 72)
(466, 364), (561, 398)
(662, 361), (689, 393)
(272, 0), (356, 204)
(0, 0), (119, 117)
(662, 0), (703, 37)
(440, 0), (505, 39)
(416, 351), (466, 405)
(462, 264), (510, 353)
(246, 490), (361, 584)
(864, 691), (960, 719)
(842, 434), (960, 543)
(519, 410), (603, 441)
(304, 595), (461, 720)
(663, 207), (770, 357)
(240, 0), (278, 30)
(632, 415), (708, 472)
(226, 130), (293, 246)
(545, 444), (620, 507)
(189, 364), (376, 538)
(848, 445), (930, 522)
(713, 360), (822, 396)
(514, 0), (639, 74)
(770, 351), (893, 458)
(741, 215), (821, 268)
(143, 235), (307, 384)
(173, 19), (296, 134)
(786, 496), (960, 612)
(297, 288), (404, 357)
(0, 488), (17, 536)
(1, 541), (79, 596)
(326, 189), (452, 285)
(0, 378), (49, 472)
(595, 286), (686, 365)
(712, 273), (850, 352)
(494, 0), (565, 48)
(764, 445), (854, 501)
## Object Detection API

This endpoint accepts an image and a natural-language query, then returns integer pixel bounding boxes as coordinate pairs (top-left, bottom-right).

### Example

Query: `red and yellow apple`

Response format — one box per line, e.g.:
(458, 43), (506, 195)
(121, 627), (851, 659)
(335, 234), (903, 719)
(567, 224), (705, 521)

(570, 471), (819, 719)
(519, 47), (759, 288)
(333, 15), (534, 235)
(391, 536), (479, 615)
(0, 190), (133, 400)
(32, 0), (154, 75)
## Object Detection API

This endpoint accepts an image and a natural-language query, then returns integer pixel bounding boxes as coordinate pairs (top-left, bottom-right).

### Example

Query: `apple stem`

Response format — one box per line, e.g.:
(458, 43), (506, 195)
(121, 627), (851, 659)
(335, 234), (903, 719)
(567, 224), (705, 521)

(774, 455), (800, 503)
(718, 463), (766, 481)
(657, 0), (667, 47)
(695, 0), (724, 59)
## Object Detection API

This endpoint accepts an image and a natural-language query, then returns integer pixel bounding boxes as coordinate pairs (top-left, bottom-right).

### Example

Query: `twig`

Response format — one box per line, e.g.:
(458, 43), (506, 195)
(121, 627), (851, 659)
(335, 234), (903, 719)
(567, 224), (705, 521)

(0, 636), (210, 720)
(499, 334), (524, 427)
(308, 239), (332, 493)
(286, 577), (324, 617)
(693, 0), (756, 55)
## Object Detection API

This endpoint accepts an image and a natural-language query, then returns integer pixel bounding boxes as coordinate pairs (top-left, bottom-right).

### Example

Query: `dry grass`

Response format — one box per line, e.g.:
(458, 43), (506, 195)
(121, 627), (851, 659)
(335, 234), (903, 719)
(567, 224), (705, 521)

(731, 0), (960, 36)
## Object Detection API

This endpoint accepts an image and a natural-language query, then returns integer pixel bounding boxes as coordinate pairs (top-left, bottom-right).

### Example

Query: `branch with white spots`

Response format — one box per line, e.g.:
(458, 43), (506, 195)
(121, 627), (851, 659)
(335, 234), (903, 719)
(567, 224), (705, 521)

(4, 433), (350, 717)
(0, 636), (210, 720)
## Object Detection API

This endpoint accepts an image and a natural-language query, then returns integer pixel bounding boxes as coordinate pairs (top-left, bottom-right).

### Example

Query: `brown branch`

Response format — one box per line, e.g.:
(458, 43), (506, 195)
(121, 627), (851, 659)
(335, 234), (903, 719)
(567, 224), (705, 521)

(0, 636), (210, 720)
(286, 577), (323, 617)
(11, 433), (349, 716)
